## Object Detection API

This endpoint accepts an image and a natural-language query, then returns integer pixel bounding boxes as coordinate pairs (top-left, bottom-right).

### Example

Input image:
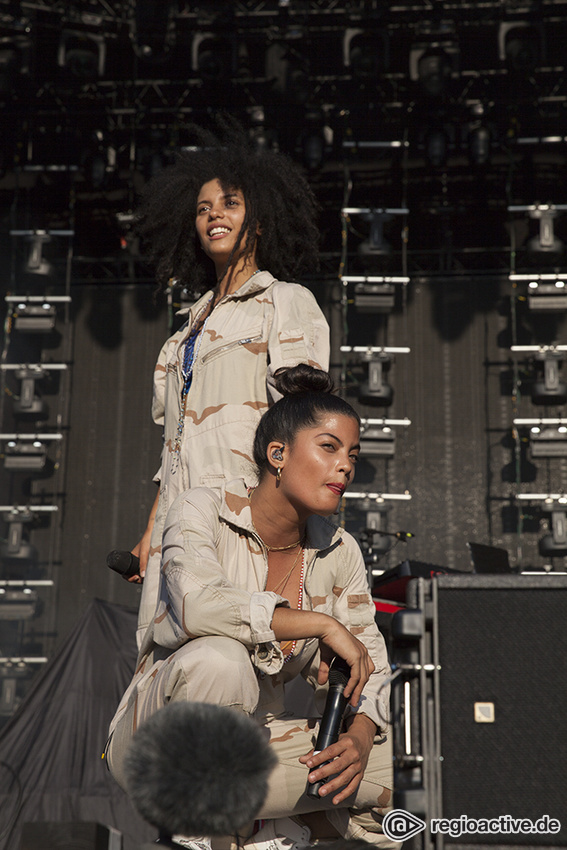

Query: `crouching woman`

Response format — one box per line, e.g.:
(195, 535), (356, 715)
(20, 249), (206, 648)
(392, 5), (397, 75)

(106, 365), (396, 848)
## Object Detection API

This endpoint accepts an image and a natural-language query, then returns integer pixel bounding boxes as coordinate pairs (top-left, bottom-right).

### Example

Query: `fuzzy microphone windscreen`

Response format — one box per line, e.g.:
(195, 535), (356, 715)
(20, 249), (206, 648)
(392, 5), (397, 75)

(123, 701), (277, 837)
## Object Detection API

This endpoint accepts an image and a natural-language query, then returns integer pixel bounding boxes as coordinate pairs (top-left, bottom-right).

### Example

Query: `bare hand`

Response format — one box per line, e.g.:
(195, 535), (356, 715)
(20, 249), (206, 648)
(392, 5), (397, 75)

(317, 621), (375, 707)
(300, 717), (375, 805)
(128, 527), (152, 583)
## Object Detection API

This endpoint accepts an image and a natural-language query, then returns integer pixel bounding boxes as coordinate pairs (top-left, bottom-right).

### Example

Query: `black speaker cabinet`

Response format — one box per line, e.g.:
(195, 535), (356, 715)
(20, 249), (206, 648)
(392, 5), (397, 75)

(21, 822), (122, 850)
(391, 574), (567, 849)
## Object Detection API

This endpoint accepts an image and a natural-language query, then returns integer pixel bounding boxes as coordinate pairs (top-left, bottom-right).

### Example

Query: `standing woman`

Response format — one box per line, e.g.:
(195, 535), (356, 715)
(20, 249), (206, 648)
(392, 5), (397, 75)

(130, 120), (330, 645)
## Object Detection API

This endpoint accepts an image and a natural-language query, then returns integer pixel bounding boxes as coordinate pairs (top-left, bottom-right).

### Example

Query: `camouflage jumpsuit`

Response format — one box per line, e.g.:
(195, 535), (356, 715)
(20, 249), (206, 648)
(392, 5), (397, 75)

(108, 480), (395, 847)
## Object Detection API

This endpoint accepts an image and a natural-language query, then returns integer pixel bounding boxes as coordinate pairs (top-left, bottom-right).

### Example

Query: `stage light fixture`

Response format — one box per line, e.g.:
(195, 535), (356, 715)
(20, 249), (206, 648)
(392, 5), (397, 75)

(425, 126), (450, 168)
(0, 588), (38, 620)
(24, 231), (52, 276)
(410, 45), (457, 98)
(539, 509), (567, 558)
(12, 302), (56, 333)
(192, 34), (234, 81)
(360, 425), (395, 457)
(354, 282), (396, 313)
(12, 367), (48, 419)
(498, 22), (544, 73)
(265, 41), (310, 104)
(527, 206), (563, 254)
(343, 29), (389, 78)
(468, 124), (491, 166)
(0, 508), (38, 563)
(359, 354), (394, 406)
(58, 31), (106, 80)
(529, 426), (567, 458)
(298, 112), (332, 171)
(4, 440), (47, 471)
(527, 279), (567, 311)
(358, 212), (393, 256)
(531, 350), (567, 404)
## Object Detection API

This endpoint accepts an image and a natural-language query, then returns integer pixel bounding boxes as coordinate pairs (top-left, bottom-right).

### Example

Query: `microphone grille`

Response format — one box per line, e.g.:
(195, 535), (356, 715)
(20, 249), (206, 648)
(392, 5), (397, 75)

(328, 656), (350, 687)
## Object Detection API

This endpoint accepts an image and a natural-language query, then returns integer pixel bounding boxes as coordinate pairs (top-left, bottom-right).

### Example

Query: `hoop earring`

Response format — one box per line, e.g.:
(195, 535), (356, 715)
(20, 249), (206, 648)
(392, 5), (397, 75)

(276, 467), (282, 483)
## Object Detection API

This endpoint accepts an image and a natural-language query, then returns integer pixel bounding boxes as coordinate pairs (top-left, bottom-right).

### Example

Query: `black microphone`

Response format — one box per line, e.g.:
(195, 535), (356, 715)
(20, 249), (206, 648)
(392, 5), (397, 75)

(306, 655), (351, 799)
(106, 549), (140, 579)
(124, 701), (277, 838)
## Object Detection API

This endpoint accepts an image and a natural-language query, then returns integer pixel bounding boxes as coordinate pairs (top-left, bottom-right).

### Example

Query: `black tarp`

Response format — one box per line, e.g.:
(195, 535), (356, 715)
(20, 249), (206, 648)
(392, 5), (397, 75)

(0, 599), (155, 850)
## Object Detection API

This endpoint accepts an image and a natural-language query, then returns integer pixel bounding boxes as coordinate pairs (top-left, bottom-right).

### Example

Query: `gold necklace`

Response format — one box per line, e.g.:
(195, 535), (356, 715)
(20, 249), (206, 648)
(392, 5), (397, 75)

(258, 536), (302, 552)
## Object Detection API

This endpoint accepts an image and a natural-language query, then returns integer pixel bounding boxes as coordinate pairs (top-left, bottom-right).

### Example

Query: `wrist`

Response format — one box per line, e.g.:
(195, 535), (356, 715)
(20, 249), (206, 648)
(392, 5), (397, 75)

(345, 712), (377, 740)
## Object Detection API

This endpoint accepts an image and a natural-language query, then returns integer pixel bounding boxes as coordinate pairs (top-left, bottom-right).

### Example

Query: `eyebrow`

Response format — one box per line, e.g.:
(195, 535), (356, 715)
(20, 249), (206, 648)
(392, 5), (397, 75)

(197, 191), (240, 205)
(318, 432), (360, 452)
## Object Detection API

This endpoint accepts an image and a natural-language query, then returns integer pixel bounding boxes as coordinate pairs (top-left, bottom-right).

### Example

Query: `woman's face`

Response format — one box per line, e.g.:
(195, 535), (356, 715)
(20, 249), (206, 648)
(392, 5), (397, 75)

(195, 178), (253, 270)
(277, 412), (360, 517)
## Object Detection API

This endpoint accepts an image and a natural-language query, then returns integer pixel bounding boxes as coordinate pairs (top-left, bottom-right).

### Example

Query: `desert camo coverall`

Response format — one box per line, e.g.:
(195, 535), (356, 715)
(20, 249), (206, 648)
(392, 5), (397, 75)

(136, 271), (330, 647)
(107, 479), (395, 847)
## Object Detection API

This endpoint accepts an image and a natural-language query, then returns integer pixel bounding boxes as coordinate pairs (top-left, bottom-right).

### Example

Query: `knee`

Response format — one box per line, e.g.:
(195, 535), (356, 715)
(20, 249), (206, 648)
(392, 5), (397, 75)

(167, 637), (259, 712)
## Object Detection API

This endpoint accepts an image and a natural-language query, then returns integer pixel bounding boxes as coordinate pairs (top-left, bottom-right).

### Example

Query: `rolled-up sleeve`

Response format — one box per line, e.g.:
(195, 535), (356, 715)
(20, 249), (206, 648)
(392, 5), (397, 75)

(332, 536), (391, 732)
(155, 488), (288, 674)
(266, 283), (330, 402)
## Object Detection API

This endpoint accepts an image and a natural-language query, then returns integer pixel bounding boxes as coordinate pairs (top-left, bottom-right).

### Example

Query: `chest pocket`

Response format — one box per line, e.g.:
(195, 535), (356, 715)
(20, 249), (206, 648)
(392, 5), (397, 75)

(200, 324), (265, 366)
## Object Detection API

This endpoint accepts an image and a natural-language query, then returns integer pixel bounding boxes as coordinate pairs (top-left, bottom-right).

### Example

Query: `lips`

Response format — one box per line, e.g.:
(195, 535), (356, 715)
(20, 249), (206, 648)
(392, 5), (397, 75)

(326, 483), (345, 496)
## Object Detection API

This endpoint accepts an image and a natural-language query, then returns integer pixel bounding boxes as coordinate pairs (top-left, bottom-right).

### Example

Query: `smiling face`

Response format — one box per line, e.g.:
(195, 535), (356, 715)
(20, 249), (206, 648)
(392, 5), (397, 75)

(195, 178), (256, 274)
(273, 412), (360, 518)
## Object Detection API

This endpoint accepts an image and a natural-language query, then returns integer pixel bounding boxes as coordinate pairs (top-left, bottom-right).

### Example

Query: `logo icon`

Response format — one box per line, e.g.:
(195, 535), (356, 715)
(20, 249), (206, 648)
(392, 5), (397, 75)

(383, 809), (427, 841)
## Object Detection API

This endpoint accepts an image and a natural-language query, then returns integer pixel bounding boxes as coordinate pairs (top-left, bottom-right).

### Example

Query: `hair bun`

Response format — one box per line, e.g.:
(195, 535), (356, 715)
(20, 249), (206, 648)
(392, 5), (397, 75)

(273, 364), (334, 397)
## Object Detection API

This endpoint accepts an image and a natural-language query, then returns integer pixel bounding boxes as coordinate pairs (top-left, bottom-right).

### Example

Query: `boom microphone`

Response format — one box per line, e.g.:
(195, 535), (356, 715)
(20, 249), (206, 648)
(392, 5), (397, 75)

(106, 549), (140, 579)
(306, 656), (351, 799)
(123, 701), (277, 838)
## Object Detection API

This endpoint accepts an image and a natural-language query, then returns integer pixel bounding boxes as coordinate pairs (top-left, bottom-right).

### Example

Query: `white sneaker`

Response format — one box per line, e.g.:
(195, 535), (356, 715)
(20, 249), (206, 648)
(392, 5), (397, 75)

(170, 837), (212, 850)
(246, 818), (311, 850)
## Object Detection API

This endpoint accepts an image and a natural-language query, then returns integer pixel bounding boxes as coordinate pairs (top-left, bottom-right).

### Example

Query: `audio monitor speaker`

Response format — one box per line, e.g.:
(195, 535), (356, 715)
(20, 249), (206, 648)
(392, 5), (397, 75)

(392, 574), (567, 847)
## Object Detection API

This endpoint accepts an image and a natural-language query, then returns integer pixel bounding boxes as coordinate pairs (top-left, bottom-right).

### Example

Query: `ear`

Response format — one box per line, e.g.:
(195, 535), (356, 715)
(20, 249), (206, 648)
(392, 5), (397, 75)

(266, 442), (285, 472)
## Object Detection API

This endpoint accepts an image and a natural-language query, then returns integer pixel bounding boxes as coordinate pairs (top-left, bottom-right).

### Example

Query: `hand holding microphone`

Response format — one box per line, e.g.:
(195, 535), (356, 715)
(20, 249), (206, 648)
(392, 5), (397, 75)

(106, 549), (141, 581)
(306, 655), (351, 799)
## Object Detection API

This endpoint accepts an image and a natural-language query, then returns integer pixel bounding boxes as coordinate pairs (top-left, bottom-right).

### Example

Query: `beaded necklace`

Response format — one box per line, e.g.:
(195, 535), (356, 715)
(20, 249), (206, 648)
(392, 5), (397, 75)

(281, 549), (305, 664)
(170, 297), (212, 474)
